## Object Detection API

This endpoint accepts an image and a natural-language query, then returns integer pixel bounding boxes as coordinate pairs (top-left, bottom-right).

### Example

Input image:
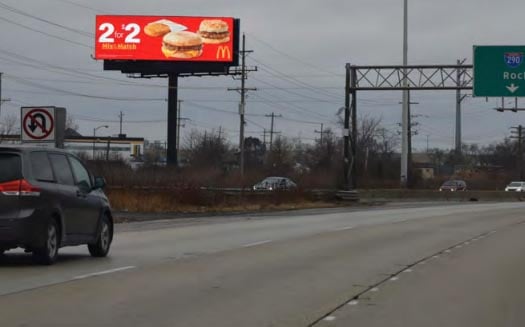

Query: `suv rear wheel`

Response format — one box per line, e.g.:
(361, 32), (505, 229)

(33, 219), (59, 265)
(88, 215), (112, 257)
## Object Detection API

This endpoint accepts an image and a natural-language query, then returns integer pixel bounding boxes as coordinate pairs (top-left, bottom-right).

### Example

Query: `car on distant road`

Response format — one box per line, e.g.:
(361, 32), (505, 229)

(505, 181), (525, 192)
(253, 177), (297, 191)
(0, 146), (113, 265)
(439, 180), (467, 192)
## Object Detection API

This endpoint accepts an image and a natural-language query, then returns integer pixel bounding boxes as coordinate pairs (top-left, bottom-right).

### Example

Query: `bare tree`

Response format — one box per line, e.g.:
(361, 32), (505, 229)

(375, 127), (400, 157)
(306, 128), (340, 170)
(66, 115), (79, 131)
(0, 114), (18, 143)
(265, 136), (294, 175)
(183, 129), (232, 169)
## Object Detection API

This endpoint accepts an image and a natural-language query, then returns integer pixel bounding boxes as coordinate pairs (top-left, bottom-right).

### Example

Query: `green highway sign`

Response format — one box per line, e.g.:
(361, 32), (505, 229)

(473, 45), (525, 97)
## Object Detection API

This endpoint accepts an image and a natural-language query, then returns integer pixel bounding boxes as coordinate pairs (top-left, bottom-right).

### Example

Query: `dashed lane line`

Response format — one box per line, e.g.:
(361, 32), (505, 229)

(72, 266), (136, 280)
(242, 240), (273, 248)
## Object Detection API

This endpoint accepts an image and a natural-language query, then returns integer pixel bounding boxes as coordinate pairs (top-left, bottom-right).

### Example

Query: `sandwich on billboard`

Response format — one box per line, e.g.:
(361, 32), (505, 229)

(95, 15), (235, 62)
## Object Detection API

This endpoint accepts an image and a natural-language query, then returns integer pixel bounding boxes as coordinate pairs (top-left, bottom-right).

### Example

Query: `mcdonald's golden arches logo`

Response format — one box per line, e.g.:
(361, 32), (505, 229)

(216, 46), (231, 60)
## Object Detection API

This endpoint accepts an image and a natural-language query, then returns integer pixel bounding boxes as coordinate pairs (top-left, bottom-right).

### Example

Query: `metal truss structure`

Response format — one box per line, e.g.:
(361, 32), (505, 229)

(343, 63), (474, 190)
(350, 64), (473, 91)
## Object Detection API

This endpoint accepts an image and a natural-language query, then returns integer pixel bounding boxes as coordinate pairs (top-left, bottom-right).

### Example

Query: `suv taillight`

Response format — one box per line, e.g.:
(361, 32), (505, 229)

(0, 179), (41, 196)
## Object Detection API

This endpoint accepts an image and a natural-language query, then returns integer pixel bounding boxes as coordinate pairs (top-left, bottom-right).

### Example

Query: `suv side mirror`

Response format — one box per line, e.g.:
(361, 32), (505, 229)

(93, 176), (106, 190)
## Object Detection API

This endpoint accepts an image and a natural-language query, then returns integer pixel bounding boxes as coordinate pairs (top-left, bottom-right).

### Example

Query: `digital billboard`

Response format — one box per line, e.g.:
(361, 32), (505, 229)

(95, 15), (235, 62)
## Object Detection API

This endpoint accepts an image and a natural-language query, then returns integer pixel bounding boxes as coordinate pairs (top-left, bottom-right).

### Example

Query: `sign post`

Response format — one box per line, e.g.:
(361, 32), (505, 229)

(21, 107), (66, 148)
(473, 45), (525, 97)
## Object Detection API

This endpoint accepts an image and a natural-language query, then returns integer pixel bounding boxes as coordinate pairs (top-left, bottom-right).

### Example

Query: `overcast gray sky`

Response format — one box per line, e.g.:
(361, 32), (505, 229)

(0, 0), (524, 151)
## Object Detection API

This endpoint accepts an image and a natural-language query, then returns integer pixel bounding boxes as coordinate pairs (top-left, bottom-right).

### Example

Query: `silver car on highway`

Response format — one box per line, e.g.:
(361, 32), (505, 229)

(253, 177), (297, 191)
(505, 181), (525, 192)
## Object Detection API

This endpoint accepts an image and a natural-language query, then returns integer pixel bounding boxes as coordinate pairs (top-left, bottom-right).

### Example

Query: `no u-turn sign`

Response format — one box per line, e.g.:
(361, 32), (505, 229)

(21, 107), (56, 142)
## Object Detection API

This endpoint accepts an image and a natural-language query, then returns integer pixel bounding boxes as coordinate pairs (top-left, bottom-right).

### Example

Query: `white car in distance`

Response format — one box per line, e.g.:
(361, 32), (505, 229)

(505, 181), (525, 192)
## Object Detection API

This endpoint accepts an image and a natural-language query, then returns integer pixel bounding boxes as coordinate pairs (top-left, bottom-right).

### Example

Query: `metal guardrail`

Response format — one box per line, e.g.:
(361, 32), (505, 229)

(107, 186), (361, 201)
(201, 187), (360, 201)
(335, 190), (360, 202)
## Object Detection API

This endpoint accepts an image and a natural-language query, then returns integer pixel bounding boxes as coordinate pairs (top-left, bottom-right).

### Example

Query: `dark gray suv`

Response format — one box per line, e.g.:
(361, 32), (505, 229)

(0, 146), (113, 265)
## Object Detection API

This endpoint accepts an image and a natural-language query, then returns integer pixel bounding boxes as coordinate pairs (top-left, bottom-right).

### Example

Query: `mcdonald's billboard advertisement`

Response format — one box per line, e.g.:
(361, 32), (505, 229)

(95, 16), (236, 63)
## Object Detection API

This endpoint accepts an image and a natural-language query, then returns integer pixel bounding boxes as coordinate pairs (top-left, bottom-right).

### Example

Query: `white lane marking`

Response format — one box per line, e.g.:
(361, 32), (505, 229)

(324, 316), (336, 321)
(403, 268), (413, 273)
(73, 266), (136, 280)
(335, 226), (354, 231)
(464, 242), (470, 245)
(348, 300), (359, 305)
(444, 249), (452, 253)
(243, 240), (272, 247)
(419, 261), (426, 265)
(390, 276), (399, 281)
(370, 287), (379, 292)
(432, 255), (440, 259)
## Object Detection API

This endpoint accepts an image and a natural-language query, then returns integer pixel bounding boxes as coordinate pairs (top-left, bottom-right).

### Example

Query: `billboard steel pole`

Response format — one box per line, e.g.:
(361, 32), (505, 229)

(167, 74), (179, 166)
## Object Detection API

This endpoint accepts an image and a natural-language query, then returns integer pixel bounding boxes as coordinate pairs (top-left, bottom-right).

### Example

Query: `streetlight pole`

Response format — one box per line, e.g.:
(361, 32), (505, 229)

(93, 125), (108, 160)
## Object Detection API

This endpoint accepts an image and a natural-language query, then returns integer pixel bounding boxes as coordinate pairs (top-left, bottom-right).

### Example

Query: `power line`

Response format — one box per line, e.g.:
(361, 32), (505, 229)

(0, 15), (92, 48)
(52, 0), (104, 12)
(246, 32), (341, 77)
(251, 91), (338, 122)
(6, 75), (165, 101)
(250, 56), (344, 100)
(0, 48), (140, 85)
(0, 1), (93, 37)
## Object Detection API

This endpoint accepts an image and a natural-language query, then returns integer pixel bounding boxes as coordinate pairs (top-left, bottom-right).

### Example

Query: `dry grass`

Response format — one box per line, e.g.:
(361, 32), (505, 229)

(105, 187), (336, 213)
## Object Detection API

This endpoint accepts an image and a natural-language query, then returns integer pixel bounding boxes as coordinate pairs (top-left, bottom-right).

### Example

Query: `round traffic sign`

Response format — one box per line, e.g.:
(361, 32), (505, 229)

(22, 108), (55, 140)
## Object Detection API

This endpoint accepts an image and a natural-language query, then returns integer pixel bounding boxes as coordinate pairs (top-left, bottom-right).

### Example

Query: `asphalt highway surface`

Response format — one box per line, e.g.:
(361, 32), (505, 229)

(1, 202), (525, 326)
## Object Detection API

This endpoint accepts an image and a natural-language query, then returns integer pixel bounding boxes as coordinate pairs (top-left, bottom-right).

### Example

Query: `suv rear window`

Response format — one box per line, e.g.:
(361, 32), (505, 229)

(0, 153), (22, 183)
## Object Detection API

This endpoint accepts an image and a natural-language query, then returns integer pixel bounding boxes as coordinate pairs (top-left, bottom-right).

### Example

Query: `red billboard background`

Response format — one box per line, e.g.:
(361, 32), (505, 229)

(95, 15), (234, 62)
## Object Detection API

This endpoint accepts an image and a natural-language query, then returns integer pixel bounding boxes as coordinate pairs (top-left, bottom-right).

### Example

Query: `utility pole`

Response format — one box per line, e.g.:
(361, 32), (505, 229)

(176, 100), (189, 159)
(265, 112), (282, 151)
(511, 125), (524, 180)
(262, 129), (268, 146)
(228, 34), (257, 178)
(401, 0), (409, 188)
(407, 89), (419, 187)
(314, 123), (329, 144)
(118, 111), (124, 137)
(399, 88), (418, 187)
(0, 73), (10, 121)
(455, 58), (468, 155)
(217, 126), (223, 141)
